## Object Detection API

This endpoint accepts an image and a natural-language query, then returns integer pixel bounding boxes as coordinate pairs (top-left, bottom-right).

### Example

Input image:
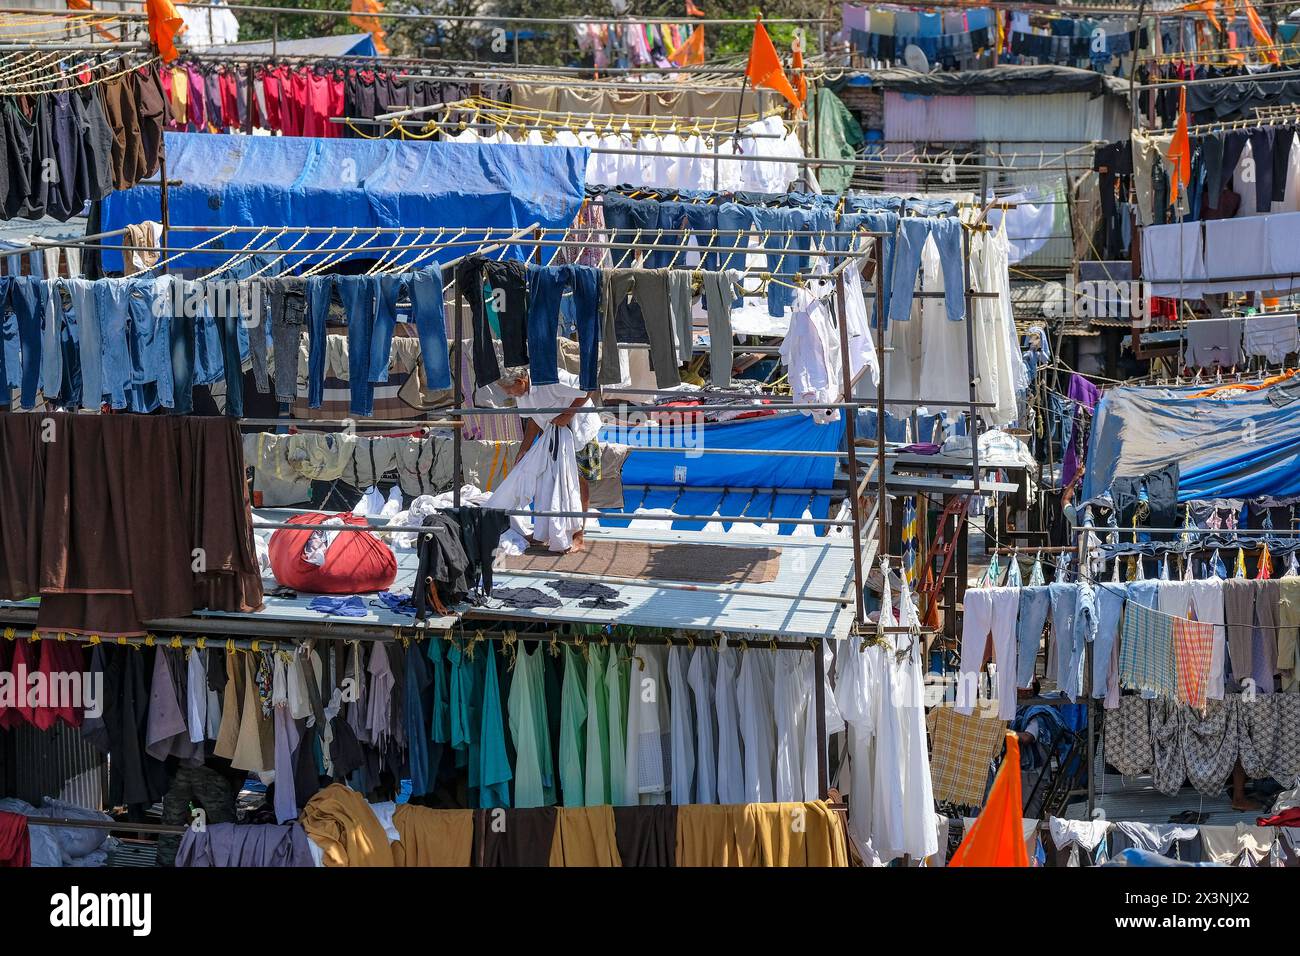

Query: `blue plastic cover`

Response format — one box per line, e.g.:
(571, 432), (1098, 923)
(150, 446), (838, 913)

(1084, 379), (1300, 502)
(99, 133), (588, 271)
(597, 412), (844, 535)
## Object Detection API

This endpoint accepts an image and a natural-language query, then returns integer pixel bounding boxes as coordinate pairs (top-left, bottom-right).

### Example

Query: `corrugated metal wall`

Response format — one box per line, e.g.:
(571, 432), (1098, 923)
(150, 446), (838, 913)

(0, 723), (106, 810)
(882, 90), (1130, 146)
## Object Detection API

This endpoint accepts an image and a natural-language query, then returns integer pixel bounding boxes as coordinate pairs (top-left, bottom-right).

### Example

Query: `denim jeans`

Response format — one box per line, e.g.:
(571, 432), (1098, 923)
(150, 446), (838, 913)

(716, 203), (820, 317)
(305, 275), (334, 409)
(1065, 581), (1098, 700)
(603, 193), (661, 268)
(1017, 585), (1052, 688)
(128, 277), (173, 410)
(0, 276), (45, 409)
(94, 278), (133, 410)
(336, 274), (376, 417)
(409, 266), (452, 391)
(1047, 581), (1079, 694)
(158, 276), (195, 414)
(1094, 583), (1127, 698)
(527, 264), (602, 390)
(61, 278), (100, 410)
(887, 216), (966, 325)
(370, 273), (406, 384)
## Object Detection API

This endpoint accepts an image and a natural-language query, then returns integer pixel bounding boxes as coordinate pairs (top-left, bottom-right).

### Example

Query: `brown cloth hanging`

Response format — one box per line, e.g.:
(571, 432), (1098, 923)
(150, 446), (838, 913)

(613, 804), (676, 866)
(392, 805), (474, 866)
(0, 414), (263, 637)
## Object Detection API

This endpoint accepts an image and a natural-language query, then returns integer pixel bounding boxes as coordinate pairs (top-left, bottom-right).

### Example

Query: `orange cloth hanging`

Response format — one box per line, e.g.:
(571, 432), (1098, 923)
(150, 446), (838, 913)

(949, 732), (1029, 867)
(1168, 88), (1192, 206)
(1244, 0), (1280, 64)
(745, 18), (801, 110)
(145, 0), (185, 62)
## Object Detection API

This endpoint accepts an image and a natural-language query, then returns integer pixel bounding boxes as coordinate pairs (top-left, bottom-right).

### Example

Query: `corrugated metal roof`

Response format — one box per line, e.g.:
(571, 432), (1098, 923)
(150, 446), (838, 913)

(195, 525), (859, 639)
(467, 526), (858, 639)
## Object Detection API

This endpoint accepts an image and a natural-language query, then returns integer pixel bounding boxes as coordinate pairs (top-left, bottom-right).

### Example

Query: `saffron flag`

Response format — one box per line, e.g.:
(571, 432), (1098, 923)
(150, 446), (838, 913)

(669, 27), (706, 67)
(350, 0), (391, 57)
(791, 41), (808, 105)
(745, 18), (801, 110)
(948, 732), (1029, 867)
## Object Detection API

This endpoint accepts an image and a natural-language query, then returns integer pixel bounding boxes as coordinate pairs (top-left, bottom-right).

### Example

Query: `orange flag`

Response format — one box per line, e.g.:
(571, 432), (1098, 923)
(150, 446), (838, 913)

(350, 0), (391, 57)
(745, 18), (801, 110)
(1167, 87), (1192, 206)
(949, 732), (1030, 867)
(669, 27), (706, 67)
(1244, 0), (1279, 64)
(686, 0), (705, 16)
(791, 41), (808, 105)
(145, 0), (185, 62)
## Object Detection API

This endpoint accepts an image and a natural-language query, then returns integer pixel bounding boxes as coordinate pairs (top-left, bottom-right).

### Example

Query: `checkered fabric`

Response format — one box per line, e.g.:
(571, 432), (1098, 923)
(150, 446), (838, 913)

(1173, 616), (1215, 711)
(926, 706), (1007, 808)
(1119, 601), (1176, 700)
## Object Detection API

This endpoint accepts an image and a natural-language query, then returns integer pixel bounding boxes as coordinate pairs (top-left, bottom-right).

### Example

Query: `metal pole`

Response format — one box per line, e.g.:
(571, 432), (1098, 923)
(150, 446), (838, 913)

(1078, 527), (1097, 817)
(836, 271), (867, 630)
(813, 637), (829, 798)
(453, 281), (464, 510)
(158, 149), (170, 275)
(875, 235), (889, 565)
(245, 61), (255, 133)
(962, 224), (981, 496)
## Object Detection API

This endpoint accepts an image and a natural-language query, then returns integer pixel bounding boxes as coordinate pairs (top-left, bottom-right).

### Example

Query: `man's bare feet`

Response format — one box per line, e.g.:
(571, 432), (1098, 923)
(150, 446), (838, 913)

(569, 531), (586, 552)
(1231, 795), (1264, 812)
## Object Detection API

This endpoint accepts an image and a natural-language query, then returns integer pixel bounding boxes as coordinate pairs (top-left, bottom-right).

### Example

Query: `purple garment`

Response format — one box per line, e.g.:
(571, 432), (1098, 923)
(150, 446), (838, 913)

(273, 706), (302, 824)
(184, 65), (207, 129)
(1061, 373), (1102, 490)
(146, 648), (204, 766)
(175, 822), (315, 866)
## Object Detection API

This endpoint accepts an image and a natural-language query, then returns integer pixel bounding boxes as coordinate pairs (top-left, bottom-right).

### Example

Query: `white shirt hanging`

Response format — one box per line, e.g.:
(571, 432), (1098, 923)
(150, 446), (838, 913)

(714, 638), (746, 804)
(666, 644), (696, 805)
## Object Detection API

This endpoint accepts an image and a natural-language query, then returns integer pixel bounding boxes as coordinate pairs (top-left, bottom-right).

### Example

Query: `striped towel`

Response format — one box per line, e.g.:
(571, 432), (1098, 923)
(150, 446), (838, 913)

(1173, 616), (1216, 711)
(1119, 602), (1176, 700)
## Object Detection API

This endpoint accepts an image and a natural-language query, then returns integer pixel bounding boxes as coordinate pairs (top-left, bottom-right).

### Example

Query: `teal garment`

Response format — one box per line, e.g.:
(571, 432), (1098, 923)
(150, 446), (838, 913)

(447, 640), (476, 770)
(815, 87), (864, 196)
(427, 638), (451, 745)
(507, 641), (556, 808)
(478, 641), (512, 809)
(558, 645), (588, 807)
(583, 643), (612, 806)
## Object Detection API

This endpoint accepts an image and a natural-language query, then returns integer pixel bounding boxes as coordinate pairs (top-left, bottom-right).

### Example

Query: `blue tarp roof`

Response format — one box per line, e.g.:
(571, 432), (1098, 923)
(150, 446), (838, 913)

(598, 412), (844, 535)
(202, 33), (377, 58)
(1083, 377), (1300, 502)
(99, 133), (588, 271)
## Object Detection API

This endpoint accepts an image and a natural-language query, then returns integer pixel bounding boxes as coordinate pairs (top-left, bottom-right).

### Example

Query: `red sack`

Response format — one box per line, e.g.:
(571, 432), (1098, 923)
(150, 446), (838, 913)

(268, 513), (396, 594)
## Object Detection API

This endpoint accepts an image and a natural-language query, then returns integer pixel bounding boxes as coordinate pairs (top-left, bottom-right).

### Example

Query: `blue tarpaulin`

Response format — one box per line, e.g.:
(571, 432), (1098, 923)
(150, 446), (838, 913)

(99, 133), (588, 271)
(1083, 378), (1300, 502)
(598, 412), (843, 535)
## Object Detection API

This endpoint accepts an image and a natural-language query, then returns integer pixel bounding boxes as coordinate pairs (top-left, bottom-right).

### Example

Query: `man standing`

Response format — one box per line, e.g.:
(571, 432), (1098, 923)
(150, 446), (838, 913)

(500, 367), (600, 551)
